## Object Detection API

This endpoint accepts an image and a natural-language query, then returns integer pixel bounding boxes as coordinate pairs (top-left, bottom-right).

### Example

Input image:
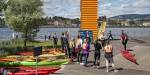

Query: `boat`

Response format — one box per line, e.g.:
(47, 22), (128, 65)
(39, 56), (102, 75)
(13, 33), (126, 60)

(0, 59), (68, 67)
(4, 67), (60, 75)
(121, 50), (139, 65)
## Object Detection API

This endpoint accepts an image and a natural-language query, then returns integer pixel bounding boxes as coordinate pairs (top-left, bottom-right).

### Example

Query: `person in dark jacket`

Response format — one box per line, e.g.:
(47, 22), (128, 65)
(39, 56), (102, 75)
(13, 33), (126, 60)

(52, 33), (58, 49)
(93, 39), (102, 67)
(107, 30), (113, 43)
(60, 33), (65, 52)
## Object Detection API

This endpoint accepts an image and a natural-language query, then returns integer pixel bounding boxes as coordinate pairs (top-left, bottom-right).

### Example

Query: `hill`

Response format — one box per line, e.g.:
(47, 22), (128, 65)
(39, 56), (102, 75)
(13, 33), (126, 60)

(110, 14), (150, 20)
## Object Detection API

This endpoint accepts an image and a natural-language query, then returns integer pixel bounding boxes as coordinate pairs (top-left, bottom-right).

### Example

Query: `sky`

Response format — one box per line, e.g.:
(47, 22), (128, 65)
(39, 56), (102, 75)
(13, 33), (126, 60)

(42, 0), (150, 18)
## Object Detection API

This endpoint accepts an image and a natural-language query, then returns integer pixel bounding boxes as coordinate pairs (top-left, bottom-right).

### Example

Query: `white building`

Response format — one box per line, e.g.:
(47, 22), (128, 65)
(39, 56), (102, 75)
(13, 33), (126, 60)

(143, 21), (150, 26)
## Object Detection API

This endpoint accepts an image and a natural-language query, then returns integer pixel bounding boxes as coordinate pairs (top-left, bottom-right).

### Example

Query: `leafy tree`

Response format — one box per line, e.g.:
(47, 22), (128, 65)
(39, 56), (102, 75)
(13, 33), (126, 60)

(5, 0), (43, 47)
(0, 0), (5, 12)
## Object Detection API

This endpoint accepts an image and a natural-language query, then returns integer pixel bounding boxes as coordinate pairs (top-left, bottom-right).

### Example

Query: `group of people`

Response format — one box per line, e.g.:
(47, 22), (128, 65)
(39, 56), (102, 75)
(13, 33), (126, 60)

(51, 30), (128, 72)
(72, 32), (117, 72)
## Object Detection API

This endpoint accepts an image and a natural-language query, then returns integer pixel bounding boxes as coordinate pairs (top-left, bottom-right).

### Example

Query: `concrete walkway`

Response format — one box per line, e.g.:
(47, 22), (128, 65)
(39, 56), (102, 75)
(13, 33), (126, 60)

(51, 39), (150, 75)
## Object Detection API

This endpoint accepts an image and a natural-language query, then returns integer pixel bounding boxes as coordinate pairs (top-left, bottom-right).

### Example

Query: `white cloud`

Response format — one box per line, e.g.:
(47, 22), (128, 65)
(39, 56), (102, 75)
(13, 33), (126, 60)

(42, 0), (80, 18)
(99, 0), (150, 17)
(42, 0), (150, 18)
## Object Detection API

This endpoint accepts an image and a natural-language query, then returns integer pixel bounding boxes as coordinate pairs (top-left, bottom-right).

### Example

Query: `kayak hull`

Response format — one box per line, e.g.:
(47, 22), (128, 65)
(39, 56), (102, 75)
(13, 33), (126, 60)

(121, 50), (138, 65)
(0, 60), (68, 67)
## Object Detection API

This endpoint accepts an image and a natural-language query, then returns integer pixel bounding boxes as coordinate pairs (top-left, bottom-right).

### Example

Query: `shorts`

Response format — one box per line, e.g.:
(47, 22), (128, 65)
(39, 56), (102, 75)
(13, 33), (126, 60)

(105, 53), (114, 63)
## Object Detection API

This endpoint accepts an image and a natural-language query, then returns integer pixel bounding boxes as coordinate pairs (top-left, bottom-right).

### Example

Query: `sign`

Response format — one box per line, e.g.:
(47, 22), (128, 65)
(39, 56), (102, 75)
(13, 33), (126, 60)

(33, 46), (42, 57)
(79, 30), (93, 43)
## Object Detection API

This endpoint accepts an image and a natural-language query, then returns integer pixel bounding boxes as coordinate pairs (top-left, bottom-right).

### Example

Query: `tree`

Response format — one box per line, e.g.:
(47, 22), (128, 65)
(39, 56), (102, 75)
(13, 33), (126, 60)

(5, 0), (43, 47)
(0, 0), (5, 12)
(129, 20), (137, 26)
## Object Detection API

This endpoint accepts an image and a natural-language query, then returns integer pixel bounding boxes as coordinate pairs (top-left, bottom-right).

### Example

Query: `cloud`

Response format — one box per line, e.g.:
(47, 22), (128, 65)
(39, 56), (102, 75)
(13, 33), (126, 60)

(42, 0), (150, 18)
(42, 0), (80, 18)
(99, 0), (150, 17)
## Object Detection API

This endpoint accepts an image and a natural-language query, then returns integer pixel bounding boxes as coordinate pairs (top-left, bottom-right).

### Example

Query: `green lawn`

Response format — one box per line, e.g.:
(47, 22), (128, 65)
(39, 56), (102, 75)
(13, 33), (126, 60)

(0, 39), (62, 57)
(0, 39), (61, 48)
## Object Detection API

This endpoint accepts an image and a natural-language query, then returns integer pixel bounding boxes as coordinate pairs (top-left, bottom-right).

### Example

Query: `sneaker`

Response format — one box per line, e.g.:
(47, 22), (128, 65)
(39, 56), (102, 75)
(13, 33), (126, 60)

(96, 66), (100, 69)
(106, 70), (109, 72)
(80, 63), (82, 65)
(80, 63), (84, 65)
(114, 69), (118, 72)
(77, 62), (79, 64)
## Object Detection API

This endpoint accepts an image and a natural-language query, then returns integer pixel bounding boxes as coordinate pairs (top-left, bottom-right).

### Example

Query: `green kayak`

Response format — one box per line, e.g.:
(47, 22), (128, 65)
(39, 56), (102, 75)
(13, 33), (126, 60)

(21, 60), (68, 66)
(0, 59), (68, 67)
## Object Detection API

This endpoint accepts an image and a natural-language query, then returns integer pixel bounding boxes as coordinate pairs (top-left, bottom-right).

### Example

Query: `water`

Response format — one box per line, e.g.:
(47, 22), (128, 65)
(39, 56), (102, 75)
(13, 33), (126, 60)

(106, 28), (150, 39)
(0, 28), (80, 41)
(0, 27), (150, 41)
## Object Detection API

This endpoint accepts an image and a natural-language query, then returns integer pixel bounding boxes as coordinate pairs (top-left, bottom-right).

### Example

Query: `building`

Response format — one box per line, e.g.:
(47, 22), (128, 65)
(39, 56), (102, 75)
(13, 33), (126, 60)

(142, 21), (150, 26)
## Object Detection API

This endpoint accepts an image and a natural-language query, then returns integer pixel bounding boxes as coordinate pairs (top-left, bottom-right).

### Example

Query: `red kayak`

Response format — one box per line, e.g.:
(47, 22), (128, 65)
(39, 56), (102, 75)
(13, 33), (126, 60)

(8, 71), (49, 75)
(7, 67), (60, 75)
(121, 50), (139, 65)
(26, 68), (60, 73)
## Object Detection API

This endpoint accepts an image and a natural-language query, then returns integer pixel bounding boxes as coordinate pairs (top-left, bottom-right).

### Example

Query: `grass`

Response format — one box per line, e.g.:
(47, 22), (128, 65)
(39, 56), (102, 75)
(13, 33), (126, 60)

(0, 39), (62, 57)
(0, 39), (61, 48)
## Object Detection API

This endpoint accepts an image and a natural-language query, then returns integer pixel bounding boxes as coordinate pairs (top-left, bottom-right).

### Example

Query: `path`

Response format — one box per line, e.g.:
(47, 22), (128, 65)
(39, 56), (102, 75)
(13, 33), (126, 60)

(51, 38), (150, 75)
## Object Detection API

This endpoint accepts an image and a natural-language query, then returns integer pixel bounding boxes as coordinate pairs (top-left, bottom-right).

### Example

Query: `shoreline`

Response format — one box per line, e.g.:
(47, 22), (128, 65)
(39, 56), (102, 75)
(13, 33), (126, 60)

(1, 26), (150, 28)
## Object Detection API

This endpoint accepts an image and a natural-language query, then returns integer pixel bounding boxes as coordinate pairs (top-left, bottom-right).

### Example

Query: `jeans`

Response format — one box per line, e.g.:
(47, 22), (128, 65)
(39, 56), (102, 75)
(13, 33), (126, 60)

(77, 51), (83, 63)
(122, 39), (128, 50)
(94, 52), (101, 66)
(83, 53), (89, 66)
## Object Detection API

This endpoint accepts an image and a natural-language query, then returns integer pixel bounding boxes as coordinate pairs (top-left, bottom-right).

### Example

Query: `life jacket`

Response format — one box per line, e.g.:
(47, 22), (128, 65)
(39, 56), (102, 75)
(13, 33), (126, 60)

(121, 34), (128, 41)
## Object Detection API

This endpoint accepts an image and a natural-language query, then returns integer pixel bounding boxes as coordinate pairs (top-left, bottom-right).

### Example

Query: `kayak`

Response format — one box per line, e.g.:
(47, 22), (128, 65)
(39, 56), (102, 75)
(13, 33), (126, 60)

(0, 59), (68, 67)
(25, 68), (60, 73)
(21, 60), (68, 66)
(8, 71), (49, 75)
(7, 67), (60, 75)
(121, 50), (139, 65)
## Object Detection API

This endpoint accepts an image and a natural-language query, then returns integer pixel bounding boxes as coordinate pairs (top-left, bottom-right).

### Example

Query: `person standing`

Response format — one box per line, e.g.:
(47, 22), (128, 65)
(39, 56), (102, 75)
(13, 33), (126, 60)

(48, 33), (51, 40)
(52, 33), (58, 49)
(93, 38), (102, 67)
(60, 33), (65, 52)
(12, 32), (15, 39)
(104, 42), (118, 72)
(82, 39), (90, 67)
(65, 31), (71, 58)
(100, 32), (106, 49)
(120, 30), (128, 50)
(107, 30), (113, 41)
(85, 31), (90, 44)
(45, 34), (47, 41)
(69, 37), (76, 61)
(76, 35), (83, 64)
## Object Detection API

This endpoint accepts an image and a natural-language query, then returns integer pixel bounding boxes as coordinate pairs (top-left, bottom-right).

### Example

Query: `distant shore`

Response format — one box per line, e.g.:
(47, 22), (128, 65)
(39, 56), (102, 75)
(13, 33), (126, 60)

(1, 26), (150, 28)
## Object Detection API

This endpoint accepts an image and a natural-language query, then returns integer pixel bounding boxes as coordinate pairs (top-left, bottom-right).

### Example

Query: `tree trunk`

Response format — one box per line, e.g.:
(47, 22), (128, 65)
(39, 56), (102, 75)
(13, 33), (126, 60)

(23, 28), (28, 48)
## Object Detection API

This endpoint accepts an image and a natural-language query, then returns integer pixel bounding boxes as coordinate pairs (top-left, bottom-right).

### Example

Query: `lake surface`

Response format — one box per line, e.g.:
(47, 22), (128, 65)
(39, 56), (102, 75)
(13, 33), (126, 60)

(0, 27), (150, 41)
